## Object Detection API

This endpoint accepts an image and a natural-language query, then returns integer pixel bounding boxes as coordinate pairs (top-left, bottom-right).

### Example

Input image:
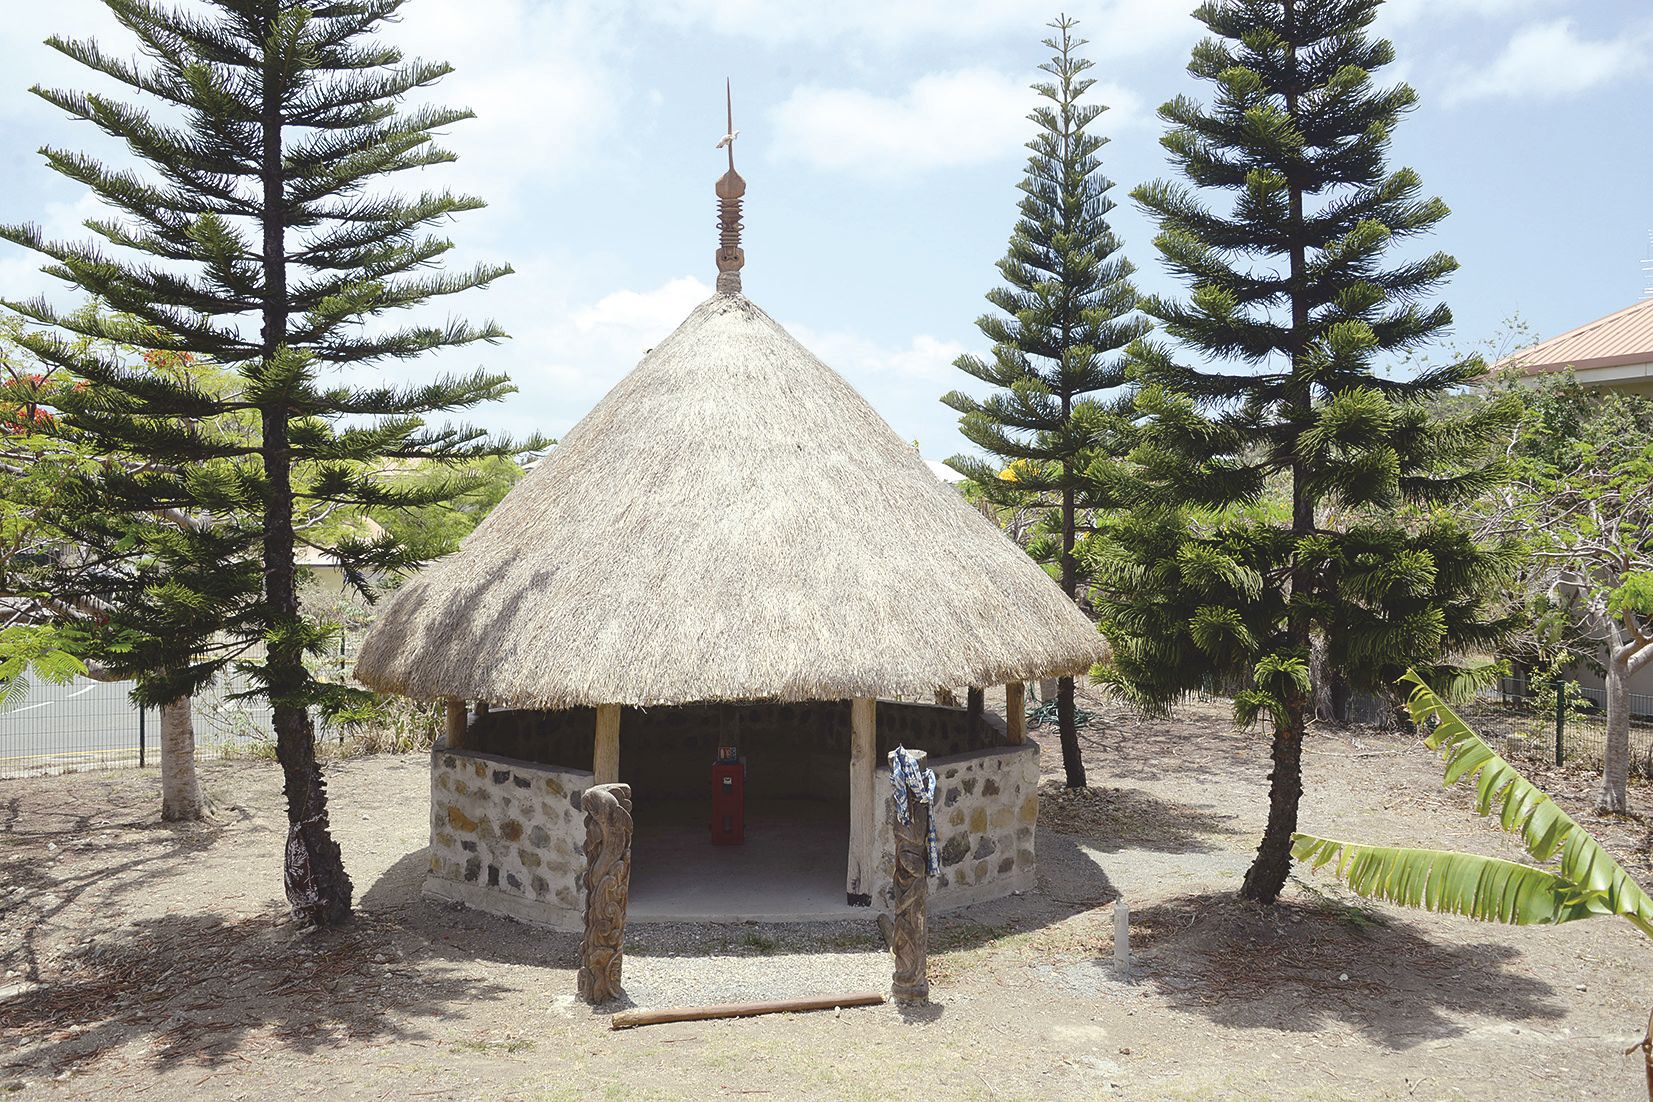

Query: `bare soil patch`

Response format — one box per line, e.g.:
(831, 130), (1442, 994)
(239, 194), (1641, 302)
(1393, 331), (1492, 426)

(2, 692), (1649, 1100)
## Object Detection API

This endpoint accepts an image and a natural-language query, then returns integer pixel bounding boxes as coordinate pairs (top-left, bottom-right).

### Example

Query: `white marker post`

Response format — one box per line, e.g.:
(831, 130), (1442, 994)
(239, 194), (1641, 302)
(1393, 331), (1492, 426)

(1113, 899), (1130, 971)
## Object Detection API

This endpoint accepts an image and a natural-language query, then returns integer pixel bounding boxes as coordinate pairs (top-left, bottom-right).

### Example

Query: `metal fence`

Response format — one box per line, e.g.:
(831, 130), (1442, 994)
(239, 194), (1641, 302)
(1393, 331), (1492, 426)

(1485, 675), (1653, 777)
(0, 674), (276, 778)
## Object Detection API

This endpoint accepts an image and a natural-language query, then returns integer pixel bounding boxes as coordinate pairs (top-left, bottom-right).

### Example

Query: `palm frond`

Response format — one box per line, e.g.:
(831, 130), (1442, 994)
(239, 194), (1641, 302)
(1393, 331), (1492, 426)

(1290, 836), (1596, 926)
(1399, 670), (1653, 935)
(1409, 657), (1506, 705)
(1292, 671), (1653, 938)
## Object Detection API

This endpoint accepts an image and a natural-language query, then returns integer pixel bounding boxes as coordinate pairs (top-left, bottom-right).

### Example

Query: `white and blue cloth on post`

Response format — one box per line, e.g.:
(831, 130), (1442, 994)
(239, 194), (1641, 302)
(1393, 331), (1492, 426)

(889, 744), (939, 876)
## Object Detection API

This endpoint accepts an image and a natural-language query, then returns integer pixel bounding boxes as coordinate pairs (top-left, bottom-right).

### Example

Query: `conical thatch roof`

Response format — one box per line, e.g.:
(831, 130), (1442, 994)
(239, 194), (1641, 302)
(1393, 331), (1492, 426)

(353, 293), (1108, 709)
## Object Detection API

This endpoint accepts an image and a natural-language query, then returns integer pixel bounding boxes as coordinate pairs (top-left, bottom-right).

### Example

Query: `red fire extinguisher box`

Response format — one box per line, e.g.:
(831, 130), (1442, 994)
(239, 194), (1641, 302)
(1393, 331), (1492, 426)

(711, 755), (745, 845)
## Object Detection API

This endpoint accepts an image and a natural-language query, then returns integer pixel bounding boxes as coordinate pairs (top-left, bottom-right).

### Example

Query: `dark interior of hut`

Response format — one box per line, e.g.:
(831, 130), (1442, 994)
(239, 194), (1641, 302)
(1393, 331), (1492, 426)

(461, 699), (1007, 917)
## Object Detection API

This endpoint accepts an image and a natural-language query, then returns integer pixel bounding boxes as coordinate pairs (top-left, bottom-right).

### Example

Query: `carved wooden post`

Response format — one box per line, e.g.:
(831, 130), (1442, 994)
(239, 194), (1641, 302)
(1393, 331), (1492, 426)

(892, 806), (932, 1004)
(578, 782), (633, 1004)
(889, 775), (930, 1008)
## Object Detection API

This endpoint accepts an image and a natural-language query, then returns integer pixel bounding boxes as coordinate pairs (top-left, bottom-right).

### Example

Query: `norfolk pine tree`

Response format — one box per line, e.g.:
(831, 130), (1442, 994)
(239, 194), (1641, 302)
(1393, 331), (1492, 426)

(1109, 0), (1513, 901)
(2, 0), (532, 925)
(946, 15), (1148, 788)
(0, 315), (228, 821)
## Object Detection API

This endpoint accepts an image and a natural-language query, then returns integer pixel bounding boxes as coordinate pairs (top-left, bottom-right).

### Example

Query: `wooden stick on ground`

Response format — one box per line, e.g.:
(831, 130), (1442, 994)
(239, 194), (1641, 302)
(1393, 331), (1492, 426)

(610, 992), (886, 1030)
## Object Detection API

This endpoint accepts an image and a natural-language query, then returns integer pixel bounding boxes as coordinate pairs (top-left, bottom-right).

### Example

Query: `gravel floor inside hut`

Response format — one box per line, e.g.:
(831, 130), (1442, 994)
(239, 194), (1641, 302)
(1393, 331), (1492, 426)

(628, 797), (861, 923)
(3, 689), (1651, 1100)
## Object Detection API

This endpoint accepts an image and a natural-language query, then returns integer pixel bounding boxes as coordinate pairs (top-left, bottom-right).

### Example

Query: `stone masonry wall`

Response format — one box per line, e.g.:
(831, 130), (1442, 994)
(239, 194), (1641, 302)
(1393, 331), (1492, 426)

(870, 739), (1038, 911)
(424, 739), (590, 930)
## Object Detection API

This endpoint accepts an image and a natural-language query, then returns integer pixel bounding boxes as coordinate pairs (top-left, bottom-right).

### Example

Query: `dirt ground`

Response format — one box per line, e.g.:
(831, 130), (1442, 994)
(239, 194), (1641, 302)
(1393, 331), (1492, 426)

(3, 692), (1651, 1101)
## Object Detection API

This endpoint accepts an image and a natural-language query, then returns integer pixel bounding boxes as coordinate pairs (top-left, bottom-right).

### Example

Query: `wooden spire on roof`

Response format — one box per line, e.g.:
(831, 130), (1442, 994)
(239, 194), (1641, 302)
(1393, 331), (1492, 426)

(714, 78), (745, 295)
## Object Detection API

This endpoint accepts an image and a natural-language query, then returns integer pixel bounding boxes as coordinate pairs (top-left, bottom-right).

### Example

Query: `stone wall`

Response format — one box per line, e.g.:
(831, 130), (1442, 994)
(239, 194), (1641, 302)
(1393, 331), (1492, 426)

(870, 739), (1038, 911)
(424, 740), (590, 930)
(424, 721), (1036, 927)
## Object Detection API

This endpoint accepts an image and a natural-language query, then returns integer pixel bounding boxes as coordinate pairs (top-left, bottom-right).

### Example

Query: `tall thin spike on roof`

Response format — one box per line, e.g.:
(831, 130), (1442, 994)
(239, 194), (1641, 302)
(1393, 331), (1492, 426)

(714, 78), (745, 295)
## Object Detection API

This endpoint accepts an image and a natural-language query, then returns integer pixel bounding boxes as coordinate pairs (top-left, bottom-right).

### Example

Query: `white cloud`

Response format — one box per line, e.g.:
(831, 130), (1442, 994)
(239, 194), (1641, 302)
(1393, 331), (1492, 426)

(511, 275), (714, 421)
(640, 0), (1195, 57)
(791, 328), (966, 385)
(380, 0), (618, 214)
(639, 0), (1027, 46)
(1445, 19), (1647, 103)
(0, 193), (116, 303)
(0, 0), (618, 232)
(785, 324), (972, 450)
(770, 69), (1138, 178)
(0, 0), (126, 123)
(1382, 0), (1548, 26)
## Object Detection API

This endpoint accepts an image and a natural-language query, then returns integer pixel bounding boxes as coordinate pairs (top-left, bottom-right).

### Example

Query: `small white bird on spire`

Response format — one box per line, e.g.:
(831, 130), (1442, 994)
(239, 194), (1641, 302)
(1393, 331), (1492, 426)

(716, 129), (739, 150)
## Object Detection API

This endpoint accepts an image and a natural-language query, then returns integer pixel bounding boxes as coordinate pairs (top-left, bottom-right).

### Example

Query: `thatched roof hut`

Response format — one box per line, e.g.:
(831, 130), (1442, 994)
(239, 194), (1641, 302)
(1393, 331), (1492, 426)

(352, 120), (1105, 925)
(353, 294), (1105, 709)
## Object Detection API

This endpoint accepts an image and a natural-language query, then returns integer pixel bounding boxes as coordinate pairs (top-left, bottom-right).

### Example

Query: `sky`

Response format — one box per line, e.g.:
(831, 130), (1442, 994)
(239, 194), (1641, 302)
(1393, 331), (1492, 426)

(1, 0), (1650, 461)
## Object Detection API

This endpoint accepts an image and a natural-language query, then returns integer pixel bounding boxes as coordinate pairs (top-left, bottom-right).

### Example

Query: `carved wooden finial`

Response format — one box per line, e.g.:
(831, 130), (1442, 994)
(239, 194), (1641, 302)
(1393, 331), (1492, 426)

(715, 78), (745, 295)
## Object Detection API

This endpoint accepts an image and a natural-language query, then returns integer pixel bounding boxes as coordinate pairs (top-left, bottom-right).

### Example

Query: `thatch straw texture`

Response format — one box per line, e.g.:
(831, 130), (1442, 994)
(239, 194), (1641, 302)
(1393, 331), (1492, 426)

(354, 294), (1108, 708)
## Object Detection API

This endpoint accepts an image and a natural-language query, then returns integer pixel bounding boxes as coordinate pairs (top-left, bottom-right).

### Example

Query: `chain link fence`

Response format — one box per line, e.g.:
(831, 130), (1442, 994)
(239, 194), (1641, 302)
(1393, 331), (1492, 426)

(0, 674), (280, 778)
(1482, 675), (1653, 777)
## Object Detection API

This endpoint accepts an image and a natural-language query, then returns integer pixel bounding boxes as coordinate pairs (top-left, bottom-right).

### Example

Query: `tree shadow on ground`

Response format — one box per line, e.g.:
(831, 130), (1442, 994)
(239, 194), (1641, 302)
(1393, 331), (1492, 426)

(922, 829), (1121, 959)
(359, 827), (1120, 973)
(1, 790), (241, 985)
(1038, 782), (1244, 855)
(1120, 890), (1564, 1050)
(0, 909), (513, 1075)
(360, 848), (584, 967)
(1067, 692), (1283, 792)
(3, 806), (515, 1077)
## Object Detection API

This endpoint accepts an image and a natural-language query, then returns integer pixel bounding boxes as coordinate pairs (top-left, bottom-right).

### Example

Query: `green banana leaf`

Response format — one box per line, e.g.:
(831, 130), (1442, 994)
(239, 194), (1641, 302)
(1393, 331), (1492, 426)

(1291, 670), (1653, 938)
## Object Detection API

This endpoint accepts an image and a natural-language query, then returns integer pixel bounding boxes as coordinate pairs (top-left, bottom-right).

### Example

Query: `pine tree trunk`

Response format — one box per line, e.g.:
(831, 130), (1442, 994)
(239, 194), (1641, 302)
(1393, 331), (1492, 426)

(1596, 646), (1647, 815)
(1311, 633), (1352, 724)
(260, 36), (352, 926)
(1241, 0), (1307, 904)
(1057, 675), (1085, 788)
(1241, 693), (1306, 903)
(1329, 673), (1352, 727)
(1058, 483), (1087, 788)
(159, 695), (205, 822)
(1244, 444), (1311, 901)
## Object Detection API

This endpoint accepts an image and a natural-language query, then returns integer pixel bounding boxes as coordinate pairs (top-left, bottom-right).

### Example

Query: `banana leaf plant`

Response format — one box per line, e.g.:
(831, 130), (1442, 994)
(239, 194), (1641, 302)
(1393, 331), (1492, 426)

(1292, 669), (1653, 1095)
(1292, 669), (1653, 935)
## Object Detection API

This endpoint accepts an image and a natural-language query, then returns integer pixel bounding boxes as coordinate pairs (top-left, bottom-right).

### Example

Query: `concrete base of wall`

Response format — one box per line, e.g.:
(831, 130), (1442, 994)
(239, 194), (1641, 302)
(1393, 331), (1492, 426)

(424, 875), (586, 932)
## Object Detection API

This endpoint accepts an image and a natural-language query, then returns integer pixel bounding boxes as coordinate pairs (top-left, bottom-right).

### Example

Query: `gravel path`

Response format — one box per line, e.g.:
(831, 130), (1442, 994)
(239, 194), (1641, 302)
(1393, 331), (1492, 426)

(617, 920), (889, 1009)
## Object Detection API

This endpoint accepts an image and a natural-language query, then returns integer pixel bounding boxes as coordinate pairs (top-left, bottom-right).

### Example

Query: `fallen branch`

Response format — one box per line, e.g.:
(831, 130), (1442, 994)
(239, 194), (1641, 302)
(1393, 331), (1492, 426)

(610, 992), (885, 1030)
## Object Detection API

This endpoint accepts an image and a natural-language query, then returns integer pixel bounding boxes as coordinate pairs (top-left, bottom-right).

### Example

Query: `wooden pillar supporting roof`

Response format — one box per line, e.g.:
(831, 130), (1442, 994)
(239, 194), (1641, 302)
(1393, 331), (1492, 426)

(846, 697), (877, 906)
(444, 698), (467, 749)
(594, 703), (621, 784)
(1006, 682), (1026, 745)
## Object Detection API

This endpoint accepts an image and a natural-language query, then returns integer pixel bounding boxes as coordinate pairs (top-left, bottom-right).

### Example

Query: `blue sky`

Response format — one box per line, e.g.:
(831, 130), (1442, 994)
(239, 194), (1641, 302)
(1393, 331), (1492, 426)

(1, 0), (1650, 460)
